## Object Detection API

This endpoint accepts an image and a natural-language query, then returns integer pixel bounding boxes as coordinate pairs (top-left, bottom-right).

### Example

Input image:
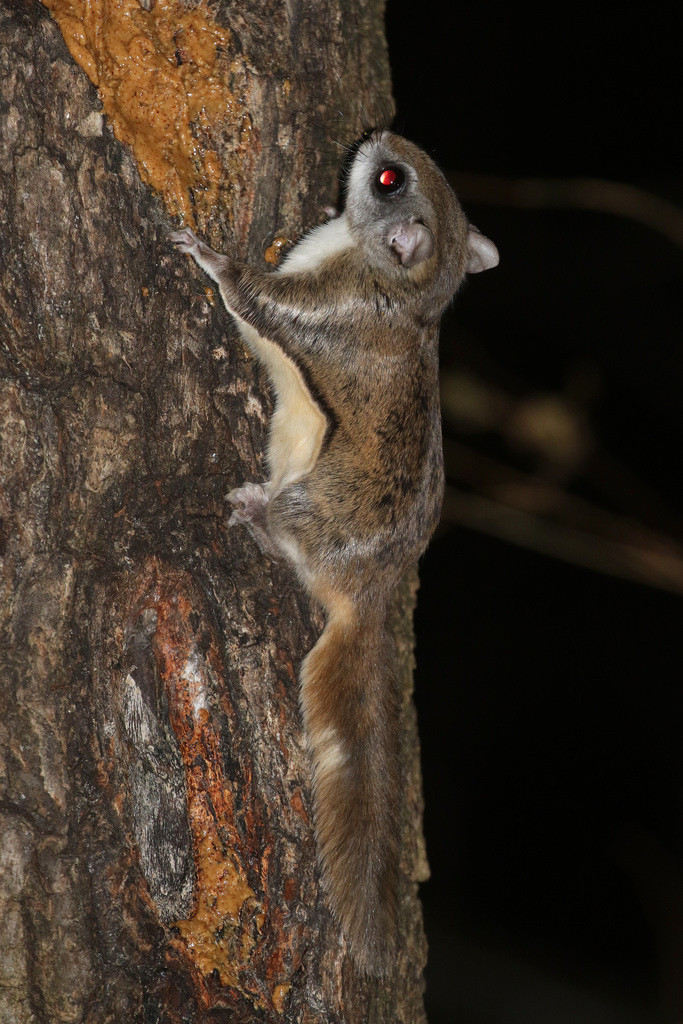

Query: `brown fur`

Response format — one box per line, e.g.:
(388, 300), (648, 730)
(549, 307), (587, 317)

(299, 596), (401, 973)
(170, 130), (498, 974)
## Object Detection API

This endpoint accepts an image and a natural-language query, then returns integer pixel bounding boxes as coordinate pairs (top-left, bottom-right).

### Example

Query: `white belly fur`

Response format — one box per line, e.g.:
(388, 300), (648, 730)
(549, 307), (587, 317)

(232, 316), (327, 494)
(220, 214), (352, 494)
(278, 213), (352, 274)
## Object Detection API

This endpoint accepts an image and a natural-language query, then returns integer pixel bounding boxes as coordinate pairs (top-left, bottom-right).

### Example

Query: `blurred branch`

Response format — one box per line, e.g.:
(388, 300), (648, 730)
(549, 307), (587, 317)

(441, 366), (683, 539)
(449, 173), (683, 249)
(439, 174), (683, 592)
(441, 370), (593, 481)
(442, 439), (683, 596)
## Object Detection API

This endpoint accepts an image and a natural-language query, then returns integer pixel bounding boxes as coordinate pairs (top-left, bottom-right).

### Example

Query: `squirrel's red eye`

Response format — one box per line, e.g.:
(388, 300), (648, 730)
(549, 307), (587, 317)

(376, 166), (405, 195)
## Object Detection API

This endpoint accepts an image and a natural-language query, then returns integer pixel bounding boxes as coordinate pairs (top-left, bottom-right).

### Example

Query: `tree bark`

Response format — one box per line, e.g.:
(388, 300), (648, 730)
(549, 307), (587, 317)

(0, 0), (429, 1020)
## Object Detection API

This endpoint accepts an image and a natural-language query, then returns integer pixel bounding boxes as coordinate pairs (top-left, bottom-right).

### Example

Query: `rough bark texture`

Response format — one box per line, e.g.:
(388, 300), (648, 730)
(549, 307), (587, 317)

(0, 0), (429, 1021)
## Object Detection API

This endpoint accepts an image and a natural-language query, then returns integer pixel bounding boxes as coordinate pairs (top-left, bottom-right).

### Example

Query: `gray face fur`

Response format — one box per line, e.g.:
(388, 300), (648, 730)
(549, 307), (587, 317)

(345, 131), (459, 275)
(345, 130), (498, 287)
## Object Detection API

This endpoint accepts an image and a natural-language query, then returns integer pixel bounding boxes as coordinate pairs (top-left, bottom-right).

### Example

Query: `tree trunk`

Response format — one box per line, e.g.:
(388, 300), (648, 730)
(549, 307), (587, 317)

(0, 0), (429, 1020)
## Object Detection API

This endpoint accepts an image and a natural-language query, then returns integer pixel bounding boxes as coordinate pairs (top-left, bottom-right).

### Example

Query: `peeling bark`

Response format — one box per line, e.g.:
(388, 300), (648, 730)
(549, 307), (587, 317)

(0, 0), (428, 1020)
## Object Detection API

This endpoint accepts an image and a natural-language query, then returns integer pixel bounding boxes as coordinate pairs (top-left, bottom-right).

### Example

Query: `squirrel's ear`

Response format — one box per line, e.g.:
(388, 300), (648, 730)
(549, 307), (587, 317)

(466, 226), (499, 274)
(389, 221), (435, 267)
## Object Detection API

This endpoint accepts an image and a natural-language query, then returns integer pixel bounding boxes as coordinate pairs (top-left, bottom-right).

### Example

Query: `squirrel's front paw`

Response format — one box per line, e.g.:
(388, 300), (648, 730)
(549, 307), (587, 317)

(169, 227), (199, 255)
(170, 228), (230, 281)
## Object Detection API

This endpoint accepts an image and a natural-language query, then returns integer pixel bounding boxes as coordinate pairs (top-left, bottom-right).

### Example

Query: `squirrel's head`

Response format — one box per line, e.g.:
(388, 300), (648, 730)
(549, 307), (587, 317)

(342, 130), (498, 305)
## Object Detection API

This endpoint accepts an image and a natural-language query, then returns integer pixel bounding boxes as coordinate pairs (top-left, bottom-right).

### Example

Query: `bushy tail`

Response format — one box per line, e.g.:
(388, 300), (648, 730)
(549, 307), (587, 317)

(299, 599), (402, 974)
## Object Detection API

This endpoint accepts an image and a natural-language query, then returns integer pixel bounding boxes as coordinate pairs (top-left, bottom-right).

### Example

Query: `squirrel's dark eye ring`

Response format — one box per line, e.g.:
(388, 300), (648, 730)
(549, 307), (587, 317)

(375, 166), (405, 196)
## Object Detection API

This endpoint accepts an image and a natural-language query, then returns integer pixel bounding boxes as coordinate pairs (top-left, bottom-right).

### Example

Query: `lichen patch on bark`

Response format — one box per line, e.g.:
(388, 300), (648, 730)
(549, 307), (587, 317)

(40, 0), (252, 229)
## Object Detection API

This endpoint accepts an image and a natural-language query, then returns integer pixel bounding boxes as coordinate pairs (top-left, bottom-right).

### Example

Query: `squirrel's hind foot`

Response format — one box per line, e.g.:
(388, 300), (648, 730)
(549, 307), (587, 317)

(226, 483), (280, 559)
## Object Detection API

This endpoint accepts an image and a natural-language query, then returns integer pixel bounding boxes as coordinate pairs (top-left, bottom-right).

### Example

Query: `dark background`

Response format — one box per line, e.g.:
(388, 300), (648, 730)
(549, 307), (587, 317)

(384, 5), (683, 1022)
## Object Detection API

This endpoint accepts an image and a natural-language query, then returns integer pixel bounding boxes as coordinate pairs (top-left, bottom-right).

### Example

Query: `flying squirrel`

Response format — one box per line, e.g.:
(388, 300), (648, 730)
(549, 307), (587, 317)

(170, 129), (499, 975)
